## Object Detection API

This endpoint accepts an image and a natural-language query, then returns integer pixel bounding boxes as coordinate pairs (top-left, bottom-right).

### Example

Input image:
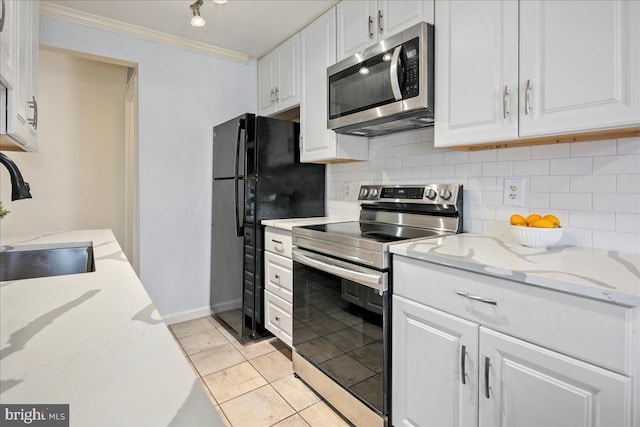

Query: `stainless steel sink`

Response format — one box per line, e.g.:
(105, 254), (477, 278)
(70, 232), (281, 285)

(0, 241), (95, 281)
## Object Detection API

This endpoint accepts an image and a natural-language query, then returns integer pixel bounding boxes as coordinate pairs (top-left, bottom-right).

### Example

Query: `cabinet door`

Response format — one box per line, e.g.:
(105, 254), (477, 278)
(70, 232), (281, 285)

(379, 0), (433, 39)
(479, 327), (632, 427)
(300, 7), (337, 162)
(336, 0), (377, 61)
(0, 0), (18, 89)
(434, 0), (518, 147)
(392, 295), (479, 427)
(519, 0), (640, 137)
(257, 50), (276, 116)
(275, 33), (300, 112)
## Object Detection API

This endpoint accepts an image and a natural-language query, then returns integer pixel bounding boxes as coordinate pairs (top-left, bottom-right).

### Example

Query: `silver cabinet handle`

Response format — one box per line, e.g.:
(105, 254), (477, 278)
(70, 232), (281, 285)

(378, 10), (383, 33)
(0, 0), (6, 33)
(524, 79), (531, 115)
(456, 291), (497, 305)
(502, 85), (509, 120)
(27, 97), (38, 130)
(274, 274), (280, 280)
(368, 15), (373, 38)
(461, 345), (467, 385)
(275, 86), (279, 102)
(275, 316), (280, 321)
(270, 88), (275, 104)
(484, 356), (491, 398)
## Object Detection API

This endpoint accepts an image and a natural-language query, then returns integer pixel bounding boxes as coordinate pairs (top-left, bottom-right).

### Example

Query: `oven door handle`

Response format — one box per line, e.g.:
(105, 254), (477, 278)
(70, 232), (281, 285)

(293, 249), (387, 293)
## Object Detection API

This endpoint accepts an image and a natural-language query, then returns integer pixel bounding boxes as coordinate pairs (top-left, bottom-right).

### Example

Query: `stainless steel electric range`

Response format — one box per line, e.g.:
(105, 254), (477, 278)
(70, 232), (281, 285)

(291, 184), (463, 427)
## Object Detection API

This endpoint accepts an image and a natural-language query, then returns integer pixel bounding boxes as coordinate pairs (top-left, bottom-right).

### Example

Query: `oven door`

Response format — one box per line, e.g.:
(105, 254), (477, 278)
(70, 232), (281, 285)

(292, 248), (389, 416)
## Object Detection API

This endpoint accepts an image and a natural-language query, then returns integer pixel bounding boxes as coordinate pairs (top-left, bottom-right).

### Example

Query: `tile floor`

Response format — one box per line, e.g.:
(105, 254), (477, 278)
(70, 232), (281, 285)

(168, 315), (353, 427)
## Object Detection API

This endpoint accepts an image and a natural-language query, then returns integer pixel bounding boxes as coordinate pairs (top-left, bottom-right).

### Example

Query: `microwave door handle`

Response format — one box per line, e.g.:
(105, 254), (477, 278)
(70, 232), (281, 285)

(389, 45), (403, 101)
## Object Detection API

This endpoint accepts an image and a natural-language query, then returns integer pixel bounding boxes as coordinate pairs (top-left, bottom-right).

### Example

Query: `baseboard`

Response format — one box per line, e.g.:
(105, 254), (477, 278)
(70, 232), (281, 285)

(162, 299), (242, 325)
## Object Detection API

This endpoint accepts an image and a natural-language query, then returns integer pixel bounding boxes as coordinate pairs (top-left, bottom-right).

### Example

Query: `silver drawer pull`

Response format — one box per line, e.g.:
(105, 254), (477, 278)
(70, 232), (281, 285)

(271, 239), (283, 245)
(274, 274), (280, 280)
(275, 316), (280, 321)
(456, 291), (497, 305)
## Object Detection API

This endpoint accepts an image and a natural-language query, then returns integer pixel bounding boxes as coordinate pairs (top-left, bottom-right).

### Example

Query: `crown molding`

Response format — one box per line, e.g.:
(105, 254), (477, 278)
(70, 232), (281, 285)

(39, 2), (251, 64)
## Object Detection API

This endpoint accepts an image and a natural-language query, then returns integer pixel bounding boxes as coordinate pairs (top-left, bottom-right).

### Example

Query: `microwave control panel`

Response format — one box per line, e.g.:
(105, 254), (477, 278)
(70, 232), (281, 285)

(403, 38), (420, 98)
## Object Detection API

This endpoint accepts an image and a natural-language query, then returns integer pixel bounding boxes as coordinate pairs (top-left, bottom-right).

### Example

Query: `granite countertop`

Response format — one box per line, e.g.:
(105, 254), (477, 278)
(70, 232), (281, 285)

(0, 230), (223, 426)
(390, 233), (640, 306)
(261, 217), (346, 231)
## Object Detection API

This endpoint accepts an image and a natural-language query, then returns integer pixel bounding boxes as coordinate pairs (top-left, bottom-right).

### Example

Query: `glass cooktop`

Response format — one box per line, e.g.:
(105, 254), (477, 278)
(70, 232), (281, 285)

(299, 221), (446, 245)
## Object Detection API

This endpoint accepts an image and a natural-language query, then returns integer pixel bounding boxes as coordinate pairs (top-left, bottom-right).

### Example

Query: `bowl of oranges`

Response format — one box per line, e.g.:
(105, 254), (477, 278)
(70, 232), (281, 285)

(510, 214), (562, 248)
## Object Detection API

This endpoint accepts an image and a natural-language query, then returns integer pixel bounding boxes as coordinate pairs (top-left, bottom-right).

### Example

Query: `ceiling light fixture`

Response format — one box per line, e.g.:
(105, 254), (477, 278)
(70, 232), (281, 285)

(190, 0), (205, 27)
(213, 0), (228, 3)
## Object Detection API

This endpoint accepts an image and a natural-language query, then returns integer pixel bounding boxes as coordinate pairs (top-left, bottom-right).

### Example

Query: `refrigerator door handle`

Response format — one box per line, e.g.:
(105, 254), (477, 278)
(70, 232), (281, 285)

(234, 119), (245, 237)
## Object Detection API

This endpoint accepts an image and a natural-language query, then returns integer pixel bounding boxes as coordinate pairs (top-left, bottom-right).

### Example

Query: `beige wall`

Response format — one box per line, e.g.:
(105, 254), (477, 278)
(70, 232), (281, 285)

(0, 49), (127, 245)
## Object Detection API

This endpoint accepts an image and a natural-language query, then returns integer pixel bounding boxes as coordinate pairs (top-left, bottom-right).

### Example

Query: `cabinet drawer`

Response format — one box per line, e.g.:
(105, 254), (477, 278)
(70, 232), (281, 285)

(394, 256), (633, 375)
(265, 290), (293, 347)
(264, 227), (293, 258)
(264, 251), (293, 302)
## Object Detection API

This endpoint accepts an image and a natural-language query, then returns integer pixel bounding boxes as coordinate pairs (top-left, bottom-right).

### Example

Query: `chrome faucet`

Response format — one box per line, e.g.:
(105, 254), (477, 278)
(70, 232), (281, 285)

(0, 153), (32, 200)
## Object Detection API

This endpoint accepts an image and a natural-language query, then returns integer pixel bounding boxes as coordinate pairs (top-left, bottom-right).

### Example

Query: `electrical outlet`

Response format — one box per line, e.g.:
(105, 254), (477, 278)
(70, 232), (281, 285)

(503, 178), (525, 206)
(344, 182), (352, 198)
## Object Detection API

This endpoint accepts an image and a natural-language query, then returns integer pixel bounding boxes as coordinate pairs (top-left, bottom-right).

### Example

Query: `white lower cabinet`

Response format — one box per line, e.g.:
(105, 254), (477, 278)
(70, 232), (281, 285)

(392, 255), (636, 427)
(263, 227), (293, 346)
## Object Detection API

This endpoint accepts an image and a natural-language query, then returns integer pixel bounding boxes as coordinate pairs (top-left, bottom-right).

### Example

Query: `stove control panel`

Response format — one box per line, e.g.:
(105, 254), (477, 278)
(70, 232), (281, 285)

(358, 184), (462, 205)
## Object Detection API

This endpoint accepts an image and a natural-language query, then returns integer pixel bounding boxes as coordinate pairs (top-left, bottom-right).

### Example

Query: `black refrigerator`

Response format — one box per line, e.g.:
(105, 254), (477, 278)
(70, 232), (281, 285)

(212, 114), (325, 339)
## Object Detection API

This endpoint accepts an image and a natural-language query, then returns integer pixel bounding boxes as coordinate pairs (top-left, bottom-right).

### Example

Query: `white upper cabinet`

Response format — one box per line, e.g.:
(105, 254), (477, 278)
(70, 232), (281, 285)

(435, 1), (519, 146)
(435, 0), (640, 148)
(300, 7), (368, 163)
(0, 0), (39, 152)
(337, 0), (434, 61)
(519, 0), (640, 137)
(257, 33), (300, 116)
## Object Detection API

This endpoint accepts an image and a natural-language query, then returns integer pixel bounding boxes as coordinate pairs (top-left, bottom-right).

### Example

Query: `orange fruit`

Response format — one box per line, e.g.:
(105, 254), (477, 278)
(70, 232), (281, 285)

(543, 214), (560, 227)
(530, 218), (555, 228)
(510, 214), (527, 226)
(526, 214), (542, 225)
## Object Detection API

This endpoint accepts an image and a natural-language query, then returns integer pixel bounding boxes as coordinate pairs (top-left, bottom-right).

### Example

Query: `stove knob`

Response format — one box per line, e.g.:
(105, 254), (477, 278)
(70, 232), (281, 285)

(425, 189), (437, 200)
(440, 189), (452, 200)
(360, 188), (369, 198)
(370, 188), (379, 198)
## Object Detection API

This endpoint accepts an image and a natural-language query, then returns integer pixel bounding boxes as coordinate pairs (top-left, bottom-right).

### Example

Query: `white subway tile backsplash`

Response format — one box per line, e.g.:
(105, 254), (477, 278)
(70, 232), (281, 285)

(327, 134), (640, 253)
(530, 176), (570, 192)
(570, 175), (616, 193)
(421, 152), (444, 165)
(431, 164), (456, 178)
(443, 151), (469, 164)
(592, 231), (640, 253)
(497, 146), (530, 161)
(617, 137), (640, 155)
(593, 194), (640, 213)
(616, 213), (640, 233)
(482, 161), (512, 177)
(454, 163), (482, 177)
(550, 157), (591, 175)
(569, 211), (615, 231)
(513, 159), (549, 176)
(549, 193), (592, 211)
(469, 149), (497, 162)
(524, 192), (550, 209)
(616, 174), (640, 193)
(570, 139), (617, 157)
(593, 154), (640, 175)
(531, 143), (570, 159)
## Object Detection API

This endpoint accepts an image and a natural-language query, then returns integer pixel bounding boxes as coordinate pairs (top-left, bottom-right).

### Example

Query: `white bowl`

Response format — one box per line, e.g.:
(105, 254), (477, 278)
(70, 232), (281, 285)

(511, 225), (563, 248)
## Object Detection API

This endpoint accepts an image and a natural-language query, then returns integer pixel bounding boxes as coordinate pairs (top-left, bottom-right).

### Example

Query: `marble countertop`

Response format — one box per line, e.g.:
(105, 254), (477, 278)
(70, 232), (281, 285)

(390, 233), (640, 306)
(261, 217), (346, 231)
(0, 230), (223, 426)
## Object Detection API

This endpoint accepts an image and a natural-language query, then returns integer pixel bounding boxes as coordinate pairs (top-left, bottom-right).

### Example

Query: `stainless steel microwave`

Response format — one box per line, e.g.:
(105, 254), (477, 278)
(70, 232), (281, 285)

(327, 22), (434, 137)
